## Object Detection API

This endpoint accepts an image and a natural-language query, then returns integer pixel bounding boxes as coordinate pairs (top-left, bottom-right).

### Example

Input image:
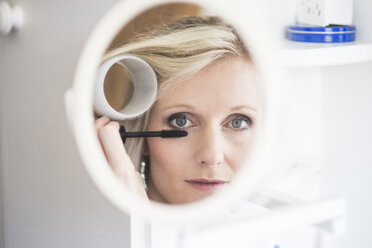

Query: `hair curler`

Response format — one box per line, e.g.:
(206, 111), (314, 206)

(94, 54), (158, 120)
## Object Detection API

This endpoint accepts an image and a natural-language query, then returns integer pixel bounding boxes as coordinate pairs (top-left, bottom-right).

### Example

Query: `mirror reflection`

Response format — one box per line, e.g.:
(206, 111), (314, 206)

(94, 5), (263, 205)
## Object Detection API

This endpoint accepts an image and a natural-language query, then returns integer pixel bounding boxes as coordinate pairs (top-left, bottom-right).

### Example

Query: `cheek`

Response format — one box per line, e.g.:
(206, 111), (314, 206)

(147, 138), (190, 176)
(225, 132), (258, 171)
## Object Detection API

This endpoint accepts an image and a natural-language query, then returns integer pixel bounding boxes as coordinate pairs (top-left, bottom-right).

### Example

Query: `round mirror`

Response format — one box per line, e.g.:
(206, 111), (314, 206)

(69, 0), (286, 225)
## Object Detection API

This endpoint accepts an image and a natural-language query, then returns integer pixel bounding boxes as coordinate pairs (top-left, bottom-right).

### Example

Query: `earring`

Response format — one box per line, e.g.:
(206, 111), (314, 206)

(140, 161), (148, 191)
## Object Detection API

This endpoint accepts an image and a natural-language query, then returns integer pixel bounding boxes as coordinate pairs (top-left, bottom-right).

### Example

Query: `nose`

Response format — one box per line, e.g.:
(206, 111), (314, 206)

(195, 126), (224, 167)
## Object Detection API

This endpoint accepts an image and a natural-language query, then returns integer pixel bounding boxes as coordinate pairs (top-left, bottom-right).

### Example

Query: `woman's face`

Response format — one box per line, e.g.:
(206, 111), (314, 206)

(145, 56), (262, 204)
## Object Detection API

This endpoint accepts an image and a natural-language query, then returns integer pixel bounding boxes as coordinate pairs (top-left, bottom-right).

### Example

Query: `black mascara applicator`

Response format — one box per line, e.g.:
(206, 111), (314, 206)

(119, 125), (188, 143)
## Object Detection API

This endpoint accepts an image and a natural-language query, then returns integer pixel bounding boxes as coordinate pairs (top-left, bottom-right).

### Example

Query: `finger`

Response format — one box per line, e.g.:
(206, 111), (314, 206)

(95, 116), (110, 131)
(98, 122), (136, 178)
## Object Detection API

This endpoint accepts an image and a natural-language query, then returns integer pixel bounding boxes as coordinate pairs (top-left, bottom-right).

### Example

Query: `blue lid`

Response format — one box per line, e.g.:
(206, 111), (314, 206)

(287, 25), (356, 43)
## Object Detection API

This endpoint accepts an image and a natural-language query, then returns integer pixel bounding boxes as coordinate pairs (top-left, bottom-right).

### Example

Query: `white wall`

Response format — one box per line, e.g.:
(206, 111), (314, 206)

(322, 62), (372, 247)
(0, 0), (131, 247)
(320, 1), (372, 247)
(353, 0), (372, 41)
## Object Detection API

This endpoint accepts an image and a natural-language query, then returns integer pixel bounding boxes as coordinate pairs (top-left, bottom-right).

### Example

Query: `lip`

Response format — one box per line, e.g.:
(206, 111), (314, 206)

(185, 179), (229, 191)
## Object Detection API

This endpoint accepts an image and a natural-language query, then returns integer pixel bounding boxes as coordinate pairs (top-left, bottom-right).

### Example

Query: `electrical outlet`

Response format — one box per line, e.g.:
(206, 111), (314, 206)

(296, 0), (353, 27)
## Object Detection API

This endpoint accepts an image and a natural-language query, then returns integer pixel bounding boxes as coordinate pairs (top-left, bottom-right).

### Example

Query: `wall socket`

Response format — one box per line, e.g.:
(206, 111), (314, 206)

(296, 0), (353, 27)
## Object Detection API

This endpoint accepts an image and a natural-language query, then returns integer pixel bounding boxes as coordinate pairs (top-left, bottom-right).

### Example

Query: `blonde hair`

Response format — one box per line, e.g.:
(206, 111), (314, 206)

(103, 16), (250, 170)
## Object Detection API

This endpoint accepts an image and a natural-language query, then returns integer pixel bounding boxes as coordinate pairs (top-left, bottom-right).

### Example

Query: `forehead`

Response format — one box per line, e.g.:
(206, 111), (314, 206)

(153, 56), (261, 115)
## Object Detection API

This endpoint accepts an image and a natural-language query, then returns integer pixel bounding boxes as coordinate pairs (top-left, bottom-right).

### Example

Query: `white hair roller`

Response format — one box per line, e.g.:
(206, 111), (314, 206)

(94, 54), (158, 120)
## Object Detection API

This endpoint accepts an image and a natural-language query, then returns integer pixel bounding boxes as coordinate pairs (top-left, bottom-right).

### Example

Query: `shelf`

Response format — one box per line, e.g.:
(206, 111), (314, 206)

(279, 40), (372, 67)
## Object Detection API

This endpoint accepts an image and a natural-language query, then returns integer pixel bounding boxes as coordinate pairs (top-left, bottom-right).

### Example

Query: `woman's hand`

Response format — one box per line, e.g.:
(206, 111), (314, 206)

(95, 116), (148, 199)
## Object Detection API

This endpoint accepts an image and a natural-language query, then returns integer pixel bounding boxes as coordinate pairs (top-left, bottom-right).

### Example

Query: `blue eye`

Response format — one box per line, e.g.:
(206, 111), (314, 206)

(232, 119), (244, 128)
(167, 113), (194, 129)
(175, 116), (187, 127)
(227, 115), (252, 130)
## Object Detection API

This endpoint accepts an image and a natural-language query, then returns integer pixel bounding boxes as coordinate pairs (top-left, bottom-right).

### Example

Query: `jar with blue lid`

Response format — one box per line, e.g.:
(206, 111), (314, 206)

(287, 25), (356, 43)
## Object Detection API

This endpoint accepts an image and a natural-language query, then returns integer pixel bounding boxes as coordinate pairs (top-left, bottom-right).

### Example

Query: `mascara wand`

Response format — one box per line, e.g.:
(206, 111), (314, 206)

(119, 125), (188, 143)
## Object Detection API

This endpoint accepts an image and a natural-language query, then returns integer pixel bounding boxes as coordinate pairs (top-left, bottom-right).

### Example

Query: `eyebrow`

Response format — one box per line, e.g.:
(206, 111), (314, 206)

(162, 104), (195, 111)
(230, 105), (258, 113)
(162, 104), (257, 112)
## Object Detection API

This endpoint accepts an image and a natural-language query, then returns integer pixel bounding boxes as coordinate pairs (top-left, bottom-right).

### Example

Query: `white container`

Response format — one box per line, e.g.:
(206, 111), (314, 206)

(296, 0), (353, 27)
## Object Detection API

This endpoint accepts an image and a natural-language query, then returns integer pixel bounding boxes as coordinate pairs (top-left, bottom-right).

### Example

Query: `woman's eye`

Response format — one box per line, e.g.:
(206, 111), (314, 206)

(232, 119), (244, 128)
(167, 113), (194, 129)
(227, 116), (252, 130)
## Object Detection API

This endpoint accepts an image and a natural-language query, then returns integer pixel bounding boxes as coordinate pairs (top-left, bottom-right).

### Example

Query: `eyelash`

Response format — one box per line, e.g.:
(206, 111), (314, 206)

(166, 112), (253, 131)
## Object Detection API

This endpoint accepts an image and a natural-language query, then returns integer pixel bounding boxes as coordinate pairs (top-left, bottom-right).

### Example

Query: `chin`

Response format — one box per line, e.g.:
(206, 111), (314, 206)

(168, 191), (215, 205)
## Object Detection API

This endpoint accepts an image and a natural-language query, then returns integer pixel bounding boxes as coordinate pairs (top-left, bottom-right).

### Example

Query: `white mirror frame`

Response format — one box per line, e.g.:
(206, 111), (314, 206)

(67, 0), (287, 226)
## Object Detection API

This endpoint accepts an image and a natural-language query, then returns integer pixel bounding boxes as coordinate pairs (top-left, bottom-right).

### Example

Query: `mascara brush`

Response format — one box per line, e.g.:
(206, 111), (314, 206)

(119, 125), (188, 143)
